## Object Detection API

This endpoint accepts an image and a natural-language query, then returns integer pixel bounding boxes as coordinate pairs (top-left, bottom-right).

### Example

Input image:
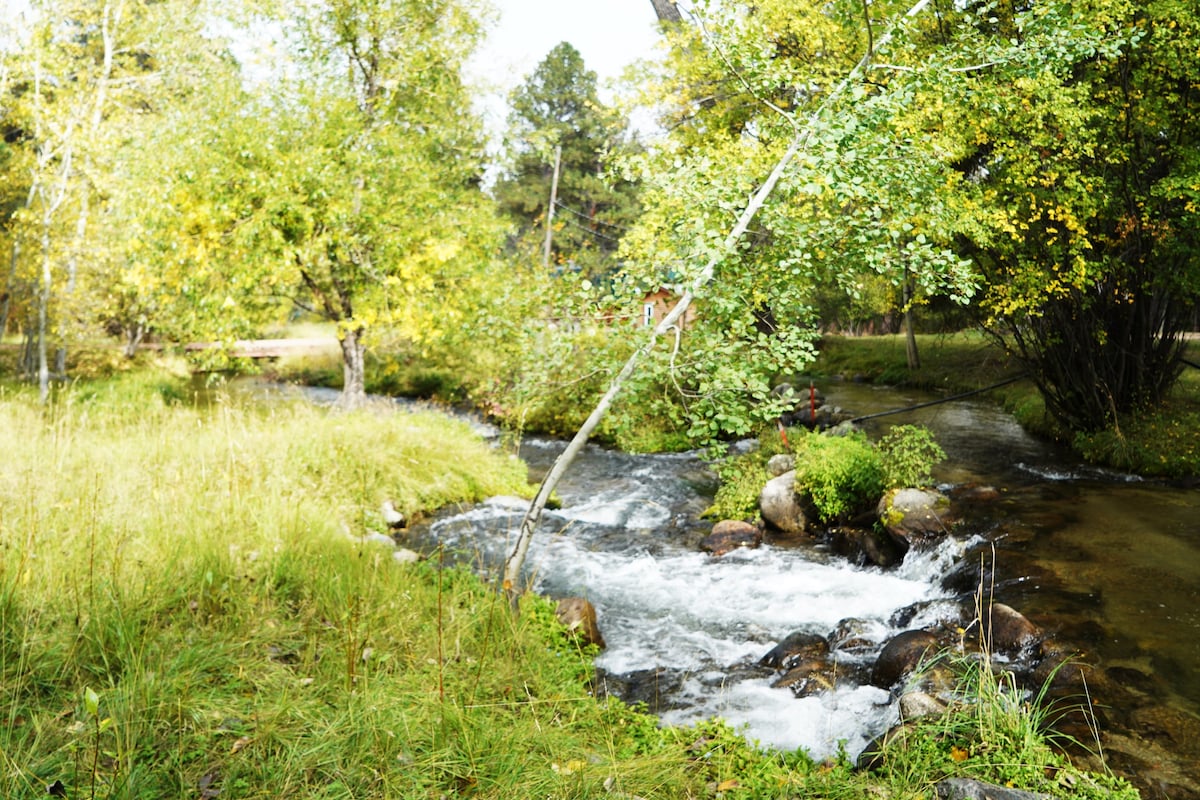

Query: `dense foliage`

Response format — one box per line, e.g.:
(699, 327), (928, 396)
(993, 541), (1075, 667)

(619, 0), (1200, 438)
(708, 423), (947, 522)
(0, 0), (505, 408)
(2, 0), (1199, 452)
(912, 0), (1200, 431)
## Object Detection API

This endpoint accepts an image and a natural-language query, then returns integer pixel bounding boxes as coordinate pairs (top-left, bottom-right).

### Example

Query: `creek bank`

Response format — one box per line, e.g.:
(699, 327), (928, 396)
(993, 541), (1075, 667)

(630, 384), (1167, 796)
(681, 417), (1192, 799)
(392, 383), (1182, 798)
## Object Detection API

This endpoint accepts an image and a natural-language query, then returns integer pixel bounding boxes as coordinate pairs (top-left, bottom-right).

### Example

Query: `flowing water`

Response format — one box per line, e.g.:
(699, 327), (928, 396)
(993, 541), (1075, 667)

(823, 382), (1200, 797)
(416, 438), (965, 760)
(210, 376), (1200, 795)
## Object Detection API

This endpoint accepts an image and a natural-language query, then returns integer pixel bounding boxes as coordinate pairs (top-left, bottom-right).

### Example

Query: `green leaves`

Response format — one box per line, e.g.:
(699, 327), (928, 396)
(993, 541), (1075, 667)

(917, 0), (1200, 430)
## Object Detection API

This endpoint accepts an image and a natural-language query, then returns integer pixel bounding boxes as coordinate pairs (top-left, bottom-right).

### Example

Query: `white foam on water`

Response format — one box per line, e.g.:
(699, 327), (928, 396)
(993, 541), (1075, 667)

(423, 436), (964, 764)
(527, 535), (951, 760)
(543, 543), (943, 656)
(660, 679), (897, 760)
(561, 491), (673, 528)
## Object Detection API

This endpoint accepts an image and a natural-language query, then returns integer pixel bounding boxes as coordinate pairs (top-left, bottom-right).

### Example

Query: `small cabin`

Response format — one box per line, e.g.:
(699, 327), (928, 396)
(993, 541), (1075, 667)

(641, 287), (696, 329)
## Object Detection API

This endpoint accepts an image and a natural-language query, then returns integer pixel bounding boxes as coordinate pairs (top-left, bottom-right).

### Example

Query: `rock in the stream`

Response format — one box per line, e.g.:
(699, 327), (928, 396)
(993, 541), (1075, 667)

(979, 602), (1041, 655)
(700, 520), (763, 556)
(878, 488), (957, 549)
(555, 597), (606, 649)
(870, 630), (941, 689)
(759, 631), (839, 697)
(759, 471), (807, 534)
(829, 526), (906, 568)
(947, 483), (1002, 504)
(772, 654), (839, 697)
(766, 453), (796, 477)
(594, 667), (685, 713)
(935, 777), (1052, 800)
(381, 500), (406, 528)
(828, 617), (883, 657)
(759, 631), (829, 670)
(393, 548), (421, 564)
(899, 690), (947, 721)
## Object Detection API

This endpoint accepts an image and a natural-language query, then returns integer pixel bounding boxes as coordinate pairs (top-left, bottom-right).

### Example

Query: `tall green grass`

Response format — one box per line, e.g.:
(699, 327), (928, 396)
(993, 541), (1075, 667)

(0, 381), (697, 798)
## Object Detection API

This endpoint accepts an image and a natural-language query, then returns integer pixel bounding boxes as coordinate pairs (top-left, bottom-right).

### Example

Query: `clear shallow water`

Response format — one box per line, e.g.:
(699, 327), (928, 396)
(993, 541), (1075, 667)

(824, 381), (1200, 795)
(421, 380), (1200, 791)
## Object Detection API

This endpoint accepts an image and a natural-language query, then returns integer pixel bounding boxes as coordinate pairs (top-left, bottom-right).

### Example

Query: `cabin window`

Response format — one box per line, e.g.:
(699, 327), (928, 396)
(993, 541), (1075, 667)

(643, 302), (655, 326)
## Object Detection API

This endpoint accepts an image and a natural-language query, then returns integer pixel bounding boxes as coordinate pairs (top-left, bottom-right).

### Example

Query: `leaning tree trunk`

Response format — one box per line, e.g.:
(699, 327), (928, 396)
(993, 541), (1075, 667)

(502, 0), (937, 605)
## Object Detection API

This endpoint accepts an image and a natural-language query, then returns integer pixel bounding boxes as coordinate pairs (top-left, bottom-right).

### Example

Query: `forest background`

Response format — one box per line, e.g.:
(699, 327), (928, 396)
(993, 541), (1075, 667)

(2, 0), (1199, 466)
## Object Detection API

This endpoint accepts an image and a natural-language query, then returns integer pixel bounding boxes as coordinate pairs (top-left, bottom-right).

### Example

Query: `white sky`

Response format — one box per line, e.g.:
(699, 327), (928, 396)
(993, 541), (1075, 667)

(468, 0), (665, 141)
(1, 0), (666, 146)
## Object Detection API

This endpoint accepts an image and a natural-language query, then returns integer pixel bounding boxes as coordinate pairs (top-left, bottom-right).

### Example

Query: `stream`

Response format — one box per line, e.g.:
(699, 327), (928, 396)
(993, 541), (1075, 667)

(215, 376), (1200, 797)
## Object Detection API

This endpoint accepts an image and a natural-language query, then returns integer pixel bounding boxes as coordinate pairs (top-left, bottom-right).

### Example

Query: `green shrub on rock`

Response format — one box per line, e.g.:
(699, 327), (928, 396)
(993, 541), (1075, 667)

(793, 430), (886, 522)
(878, 424), (946, 489)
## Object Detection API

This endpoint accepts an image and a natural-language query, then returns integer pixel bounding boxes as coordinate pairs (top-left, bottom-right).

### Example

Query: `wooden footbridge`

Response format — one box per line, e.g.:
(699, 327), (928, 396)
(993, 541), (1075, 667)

(180, 337), (341, 359)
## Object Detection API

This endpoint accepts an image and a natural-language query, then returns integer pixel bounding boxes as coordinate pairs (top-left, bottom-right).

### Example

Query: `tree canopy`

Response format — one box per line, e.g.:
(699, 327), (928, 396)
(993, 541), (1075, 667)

(1, 0), (1197, 445)
(493, 42), (641, 280)
(923, 0), (1200, 431)
(609, 0), (976, 442)
(619, 0), (1200, 436)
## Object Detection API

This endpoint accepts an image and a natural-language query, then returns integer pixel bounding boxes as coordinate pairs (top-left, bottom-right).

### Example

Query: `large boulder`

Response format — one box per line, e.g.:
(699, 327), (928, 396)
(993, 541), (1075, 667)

(899, 690), (948, 722)
(878, 488), (957, 550)
(870, 629), (941, 689)
(829, 526), (906, 568)
(759, 630), (829, 670)
(979, 602), (1041, 655)
(772, 653), (839, 697)
(594, 666), (684, 713)
(828, 617), (884, 657)
(700, 520), (763, 556)
(759, 471), (807, 534)
(760, 631), (838, 698)
(766, 453), (796, 477)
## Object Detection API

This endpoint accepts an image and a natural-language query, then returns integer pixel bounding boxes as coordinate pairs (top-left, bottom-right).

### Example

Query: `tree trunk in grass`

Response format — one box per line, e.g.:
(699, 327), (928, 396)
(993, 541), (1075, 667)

(338, 327), (367, 409)
(903, 270), (920, 370)
(502, 0), (937, 606)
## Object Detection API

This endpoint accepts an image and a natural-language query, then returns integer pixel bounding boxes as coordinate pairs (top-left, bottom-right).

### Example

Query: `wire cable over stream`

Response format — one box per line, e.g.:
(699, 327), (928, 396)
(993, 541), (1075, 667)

(847, 374), (1029, 424)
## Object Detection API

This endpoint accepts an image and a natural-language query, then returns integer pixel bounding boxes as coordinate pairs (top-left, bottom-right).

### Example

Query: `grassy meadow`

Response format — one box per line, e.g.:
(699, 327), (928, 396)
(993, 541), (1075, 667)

(0, 364), (1140, 798)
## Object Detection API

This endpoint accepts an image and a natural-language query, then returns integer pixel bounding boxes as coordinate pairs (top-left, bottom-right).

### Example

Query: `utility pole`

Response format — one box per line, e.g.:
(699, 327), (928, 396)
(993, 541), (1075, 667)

(542, 144), (562, 270)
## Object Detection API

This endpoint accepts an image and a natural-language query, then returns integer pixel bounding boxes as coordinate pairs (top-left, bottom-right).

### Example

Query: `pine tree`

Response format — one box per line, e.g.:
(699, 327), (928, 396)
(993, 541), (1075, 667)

(493, 42), (640, 280)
